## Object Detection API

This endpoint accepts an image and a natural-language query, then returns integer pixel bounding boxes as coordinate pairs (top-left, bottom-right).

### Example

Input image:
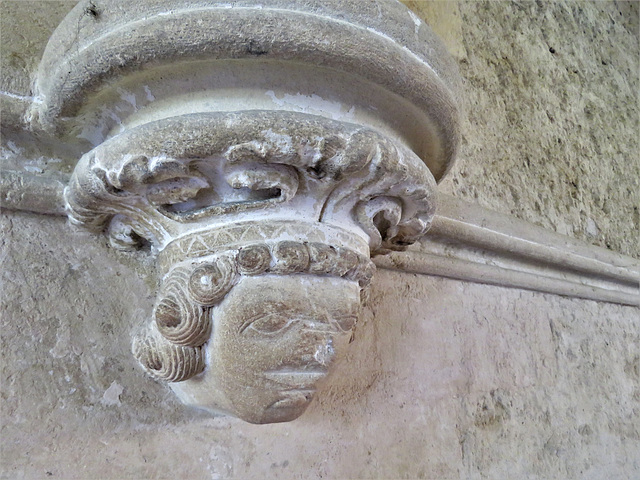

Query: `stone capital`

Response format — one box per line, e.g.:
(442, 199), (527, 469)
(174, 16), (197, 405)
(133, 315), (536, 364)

(32, 0), (461, 423)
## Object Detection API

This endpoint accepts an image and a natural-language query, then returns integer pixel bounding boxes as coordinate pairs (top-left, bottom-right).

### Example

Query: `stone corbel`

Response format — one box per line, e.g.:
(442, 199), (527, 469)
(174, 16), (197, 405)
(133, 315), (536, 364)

(24, 0), (461, 423)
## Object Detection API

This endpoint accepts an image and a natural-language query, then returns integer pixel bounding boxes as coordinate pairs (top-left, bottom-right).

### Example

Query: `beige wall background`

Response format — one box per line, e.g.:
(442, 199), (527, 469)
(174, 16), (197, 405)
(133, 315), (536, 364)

(2, 211), (638, 479)
(403, 1), (639, 259)
(2, 1), (639, 479)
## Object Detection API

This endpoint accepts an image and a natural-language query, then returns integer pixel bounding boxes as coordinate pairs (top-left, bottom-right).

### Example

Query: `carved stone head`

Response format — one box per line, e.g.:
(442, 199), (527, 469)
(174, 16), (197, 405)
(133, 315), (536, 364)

(133, 241), (373, 423)
(28, 0), (459, 425)
(202, 274), (359, 423)
(65, 111), (436, 422)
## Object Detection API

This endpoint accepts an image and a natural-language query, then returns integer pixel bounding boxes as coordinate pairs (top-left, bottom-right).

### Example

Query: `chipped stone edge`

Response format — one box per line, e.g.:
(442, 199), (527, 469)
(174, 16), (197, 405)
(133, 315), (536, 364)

(4, 170), (637, 307)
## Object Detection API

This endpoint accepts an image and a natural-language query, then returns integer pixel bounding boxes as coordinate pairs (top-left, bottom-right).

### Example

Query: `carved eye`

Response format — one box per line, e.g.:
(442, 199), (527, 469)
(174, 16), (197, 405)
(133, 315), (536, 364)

(244, 314), (292, 335)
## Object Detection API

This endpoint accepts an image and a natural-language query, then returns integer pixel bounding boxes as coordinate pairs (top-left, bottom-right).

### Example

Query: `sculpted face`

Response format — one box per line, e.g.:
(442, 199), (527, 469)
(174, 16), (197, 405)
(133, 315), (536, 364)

(171, 274), (361, 423)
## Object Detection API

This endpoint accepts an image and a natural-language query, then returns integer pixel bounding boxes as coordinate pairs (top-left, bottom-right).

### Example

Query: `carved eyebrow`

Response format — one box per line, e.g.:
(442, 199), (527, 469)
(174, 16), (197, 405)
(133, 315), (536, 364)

(233, 301), (288, 319)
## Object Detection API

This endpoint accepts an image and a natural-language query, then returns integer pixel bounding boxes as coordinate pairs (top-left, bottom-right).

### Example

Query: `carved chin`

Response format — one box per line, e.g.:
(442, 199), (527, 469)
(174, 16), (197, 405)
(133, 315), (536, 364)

(262, 392), (315, 423)
(234, 391), (315, 424)
(250, 369), (330, 423)
(172, 376), (323, 424)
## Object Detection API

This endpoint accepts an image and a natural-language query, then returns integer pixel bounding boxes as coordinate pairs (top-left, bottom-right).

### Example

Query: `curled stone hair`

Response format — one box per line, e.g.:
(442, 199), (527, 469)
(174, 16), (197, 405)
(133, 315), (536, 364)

(155, 268), (213, 346)
(132, 333), (205, 383)
(133, 241), (375, 382)
(235, 241), (376, 287)
(187, 256), (237, 306)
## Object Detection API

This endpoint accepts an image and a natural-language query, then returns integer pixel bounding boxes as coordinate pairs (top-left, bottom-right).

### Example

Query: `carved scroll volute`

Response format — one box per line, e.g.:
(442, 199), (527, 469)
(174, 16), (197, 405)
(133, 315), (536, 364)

(38, 0), (460, 424)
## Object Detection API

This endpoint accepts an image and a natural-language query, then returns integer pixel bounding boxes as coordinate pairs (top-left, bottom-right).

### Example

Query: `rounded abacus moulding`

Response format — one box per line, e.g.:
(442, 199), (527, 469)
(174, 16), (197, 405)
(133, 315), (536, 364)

(30, 0), (461, 182)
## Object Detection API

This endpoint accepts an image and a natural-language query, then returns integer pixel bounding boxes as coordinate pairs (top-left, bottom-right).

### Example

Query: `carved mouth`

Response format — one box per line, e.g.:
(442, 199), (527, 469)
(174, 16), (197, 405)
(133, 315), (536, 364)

(268, 389), (315, 410)
(264, 369), (328, 388)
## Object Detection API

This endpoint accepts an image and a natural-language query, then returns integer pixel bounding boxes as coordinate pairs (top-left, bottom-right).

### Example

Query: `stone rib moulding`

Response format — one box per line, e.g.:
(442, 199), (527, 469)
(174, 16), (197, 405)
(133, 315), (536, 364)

(4, 172), (637, 307)
(1, 0), (637, 424)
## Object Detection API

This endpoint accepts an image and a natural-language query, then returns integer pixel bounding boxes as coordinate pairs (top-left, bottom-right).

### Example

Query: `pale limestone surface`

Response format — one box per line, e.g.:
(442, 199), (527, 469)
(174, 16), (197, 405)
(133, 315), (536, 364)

(0, 1), (77, 95)
(2, 1), (640, 478)
(1, 211), (638, 478)
(417, 1), (639, 258)
(3, 1), (638, 256)
(41, 0), (453, 422)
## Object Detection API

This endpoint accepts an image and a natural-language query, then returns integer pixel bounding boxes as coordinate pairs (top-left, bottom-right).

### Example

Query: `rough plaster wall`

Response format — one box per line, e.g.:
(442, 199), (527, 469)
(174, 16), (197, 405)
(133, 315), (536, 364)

(0, 1), (79, 95)
(1, 212), (639, 479)
(404, 0), (639, 258)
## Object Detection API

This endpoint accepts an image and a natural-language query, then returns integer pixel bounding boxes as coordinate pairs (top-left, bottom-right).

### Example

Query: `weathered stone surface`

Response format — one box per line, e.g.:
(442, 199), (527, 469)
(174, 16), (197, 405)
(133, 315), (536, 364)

(4, 1), (637, 257)
(21, 0), (459, 186)
(1, 0), (639, 476)
(26, 0), (451, 424)
(407, 1), (640, 258)
(1, 212), (638, 478)
(62, 107), (438, 422)
(0, 1), (76, 96)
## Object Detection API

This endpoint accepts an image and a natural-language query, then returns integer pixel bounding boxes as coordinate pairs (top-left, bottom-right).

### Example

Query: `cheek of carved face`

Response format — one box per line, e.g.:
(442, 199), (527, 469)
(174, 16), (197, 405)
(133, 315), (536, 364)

(211, 274), (360, 424)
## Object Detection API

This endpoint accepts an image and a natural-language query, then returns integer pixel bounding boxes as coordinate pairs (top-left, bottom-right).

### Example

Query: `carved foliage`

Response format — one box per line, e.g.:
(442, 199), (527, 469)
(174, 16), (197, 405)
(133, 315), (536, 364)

(64, 112), (436, 254)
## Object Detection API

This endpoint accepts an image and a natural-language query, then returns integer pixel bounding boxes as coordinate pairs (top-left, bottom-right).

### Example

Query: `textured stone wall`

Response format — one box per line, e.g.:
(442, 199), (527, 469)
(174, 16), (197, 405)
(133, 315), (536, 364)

(403, 0), (639, 258)
(0, 1), (78, 96)
(1, 1), (639, 479)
